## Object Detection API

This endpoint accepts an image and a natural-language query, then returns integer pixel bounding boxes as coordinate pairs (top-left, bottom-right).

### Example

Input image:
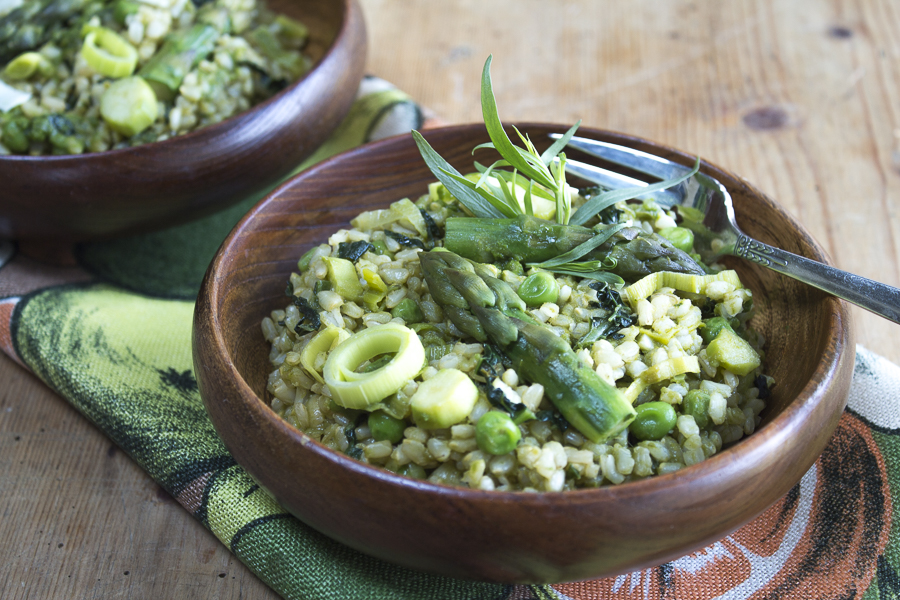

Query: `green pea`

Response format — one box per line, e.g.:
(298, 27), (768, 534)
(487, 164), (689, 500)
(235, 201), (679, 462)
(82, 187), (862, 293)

(1, 119), (29, 153)
(398, 463), (427, 479)
(50, 132), (84, 155)
(658, 226), (695, 253)
(113, 0), (141, 24)
(360, 354), (394, 373)
(297, 247), (317, 272)
(629, 401), (677, 441)
(699, 316), (734, 344)
(682, 389), (711, 428)
(391, 298), (424, 323)
(517, 271), (560, 306)
(502, 258), (524, 276)
(370, 239), (389, 255)
(475, 411), (522, 455)
(368, 410), (406, 444)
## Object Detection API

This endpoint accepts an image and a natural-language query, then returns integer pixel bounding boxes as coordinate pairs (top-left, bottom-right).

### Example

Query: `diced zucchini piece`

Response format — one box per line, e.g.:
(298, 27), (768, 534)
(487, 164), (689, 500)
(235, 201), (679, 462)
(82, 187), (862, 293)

(390, 198), (429, 237)
(657, 226), (695, 253)
(699, 316), (734, 344)
(410, 368), (479, 429)
(351, 198), (428, 237)
(99, 76), (157, 136)
(322, 256), (363, 302)
(706, 327), (761, 376)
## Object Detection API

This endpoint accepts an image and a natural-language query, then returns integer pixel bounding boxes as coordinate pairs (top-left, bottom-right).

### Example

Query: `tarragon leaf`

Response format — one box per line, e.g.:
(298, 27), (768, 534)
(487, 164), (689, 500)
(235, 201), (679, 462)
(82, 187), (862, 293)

(539, 264), (625, 285)
(552, 154), (570, 225)
(541, 121), (580, 166)
(523, 177), (534, 216)
(412, 129), (504, 218)
(481, 56), (557, 190)
(532, 223), (627, 268)
(441, 169), (521, 218)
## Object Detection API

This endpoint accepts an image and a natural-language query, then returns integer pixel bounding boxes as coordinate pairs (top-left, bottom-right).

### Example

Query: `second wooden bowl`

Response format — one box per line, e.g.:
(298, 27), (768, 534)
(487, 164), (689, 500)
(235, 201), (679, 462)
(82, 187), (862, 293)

(192, 124), (855, 583)
(0, 0), (366, 241)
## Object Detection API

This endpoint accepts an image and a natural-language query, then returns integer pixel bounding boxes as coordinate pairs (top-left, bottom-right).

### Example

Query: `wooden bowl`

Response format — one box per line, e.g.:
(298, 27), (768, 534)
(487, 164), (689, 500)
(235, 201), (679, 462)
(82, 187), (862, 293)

(0, 0), (366, 241)
(192, 124), (855, 583)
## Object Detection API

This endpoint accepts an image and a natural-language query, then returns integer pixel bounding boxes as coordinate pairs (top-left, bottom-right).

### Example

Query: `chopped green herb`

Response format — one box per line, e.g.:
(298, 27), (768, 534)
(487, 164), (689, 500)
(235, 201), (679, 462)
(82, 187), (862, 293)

(477, 343), (510, 381)
(754, 374), (772, 399)
(385, 230), (426, 249)
(485, 385), (535, 425)
(420, 209), (442, 241)
(337, 240), (374, 262)
(537, 409), (570, 432)
(291, 296), (320, 334)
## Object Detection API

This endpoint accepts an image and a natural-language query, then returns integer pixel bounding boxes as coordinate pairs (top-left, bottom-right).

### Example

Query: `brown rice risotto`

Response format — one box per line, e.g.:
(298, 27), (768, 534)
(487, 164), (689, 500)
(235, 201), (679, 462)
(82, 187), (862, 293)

(0, 0), (311, 155)
(262, 58), (773, 492)
(262, 188), (772, 492)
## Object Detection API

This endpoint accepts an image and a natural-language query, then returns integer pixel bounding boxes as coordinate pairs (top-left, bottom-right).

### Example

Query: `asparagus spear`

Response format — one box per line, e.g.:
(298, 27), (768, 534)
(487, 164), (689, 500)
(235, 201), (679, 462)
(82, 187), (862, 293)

(0, 0), (90, 63)
(445, 214), (707, 280)
(137, 23), (218, 101)
(420, 249), (636, 442)
(445, 214), (595, 264)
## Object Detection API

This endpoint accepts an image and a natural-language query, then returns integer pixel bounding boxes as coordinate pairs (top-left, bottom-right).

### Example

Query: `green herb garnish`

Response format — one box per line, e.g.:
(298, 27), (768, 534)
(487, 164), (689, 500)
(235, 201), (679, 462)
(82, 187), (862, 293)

(413, 55), (706, 283)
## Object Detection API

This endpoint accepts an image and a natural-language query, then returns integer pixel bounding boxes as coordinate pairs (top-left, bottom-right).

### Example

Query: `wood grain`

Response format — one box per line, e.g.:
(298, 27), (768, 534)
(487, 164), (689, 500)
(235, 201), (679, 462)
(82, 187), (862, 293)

(3, 0), (899, 596)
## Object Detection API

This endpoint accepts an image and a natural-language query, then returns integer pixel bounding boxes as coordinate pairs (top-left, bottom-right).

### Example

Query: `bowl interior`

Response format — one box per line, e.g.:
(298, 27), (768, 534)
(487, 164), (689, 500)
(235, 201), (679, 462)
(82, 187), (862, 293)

(196, 123), (854, 582)
(220, 126), (835, 422)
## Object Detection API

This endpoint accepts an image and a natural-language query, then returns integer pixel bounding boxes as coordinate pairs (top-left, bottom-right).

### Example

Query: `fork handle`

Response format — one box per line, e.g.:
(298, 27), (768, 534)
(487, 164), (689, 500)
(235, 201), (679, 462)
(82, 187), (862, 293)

(734, 235), (900, 324)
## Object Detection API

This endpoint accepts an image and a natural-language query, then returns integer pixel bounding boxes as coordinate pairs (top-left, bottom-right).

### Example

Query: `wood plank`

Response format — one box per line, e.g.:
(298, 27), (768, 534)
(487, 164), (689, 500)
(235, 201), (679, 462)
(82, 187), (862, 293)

(0, 352), (278, 599)
(3, 0), (899, 597)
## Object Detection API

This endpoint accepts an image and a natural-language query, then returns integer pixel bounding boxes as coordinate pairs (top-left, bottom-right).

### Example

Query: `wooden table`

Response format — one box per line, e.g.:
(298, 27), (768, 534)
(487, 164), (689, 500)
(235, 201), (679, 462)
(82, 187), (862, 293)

(3, 1), (898, 597)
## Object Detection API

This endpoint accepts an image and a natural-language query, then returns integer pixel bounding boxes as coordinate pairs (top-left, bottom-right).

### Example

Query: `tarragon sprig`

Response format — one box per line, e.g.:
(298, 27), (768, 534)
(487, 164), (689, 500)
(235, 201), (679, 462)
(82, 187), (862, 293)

(529, 223), (628, 285)
(412, 55), (707, 287)
(412, 54), (580, 224)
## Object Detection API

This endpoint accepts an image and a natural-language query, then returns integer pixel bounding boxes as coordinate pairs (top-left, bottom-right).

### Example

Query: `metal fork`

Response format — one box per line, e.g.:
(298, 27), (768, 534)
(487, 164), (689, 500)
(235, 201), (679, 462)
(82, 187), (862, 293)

(552, 133), (900, 324)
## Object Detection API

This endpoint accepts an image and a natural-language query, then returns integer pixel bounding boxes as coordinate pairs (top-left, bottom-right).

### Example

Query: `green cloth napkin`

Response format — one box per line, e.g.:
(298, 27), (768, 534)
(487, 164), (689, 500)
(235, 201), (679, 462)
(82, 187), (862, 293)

(2, 78), (900, 600)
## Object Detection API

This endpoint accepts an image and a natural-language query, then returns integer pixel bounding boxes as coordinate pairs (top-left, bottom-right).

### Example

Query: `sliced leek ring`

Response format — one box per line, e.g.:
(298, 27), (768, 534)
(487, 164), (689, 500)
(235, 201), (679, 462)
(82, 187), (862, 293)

(323, 323), (425, 409)
(82, 28), (138, 79)
(623, 355), (700, 404)
(300, 326), (350, 384)
(4, 52), (50, 80)
(622, 270), (743, 306)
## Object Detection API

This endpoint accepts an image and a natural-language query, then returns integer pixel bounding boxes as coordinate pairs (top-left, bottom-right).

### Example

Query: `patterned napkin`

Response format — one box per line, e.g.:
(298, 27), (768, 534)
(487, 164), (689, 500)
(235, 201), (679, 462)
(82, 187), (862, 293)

(2, 78), (899, 600)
